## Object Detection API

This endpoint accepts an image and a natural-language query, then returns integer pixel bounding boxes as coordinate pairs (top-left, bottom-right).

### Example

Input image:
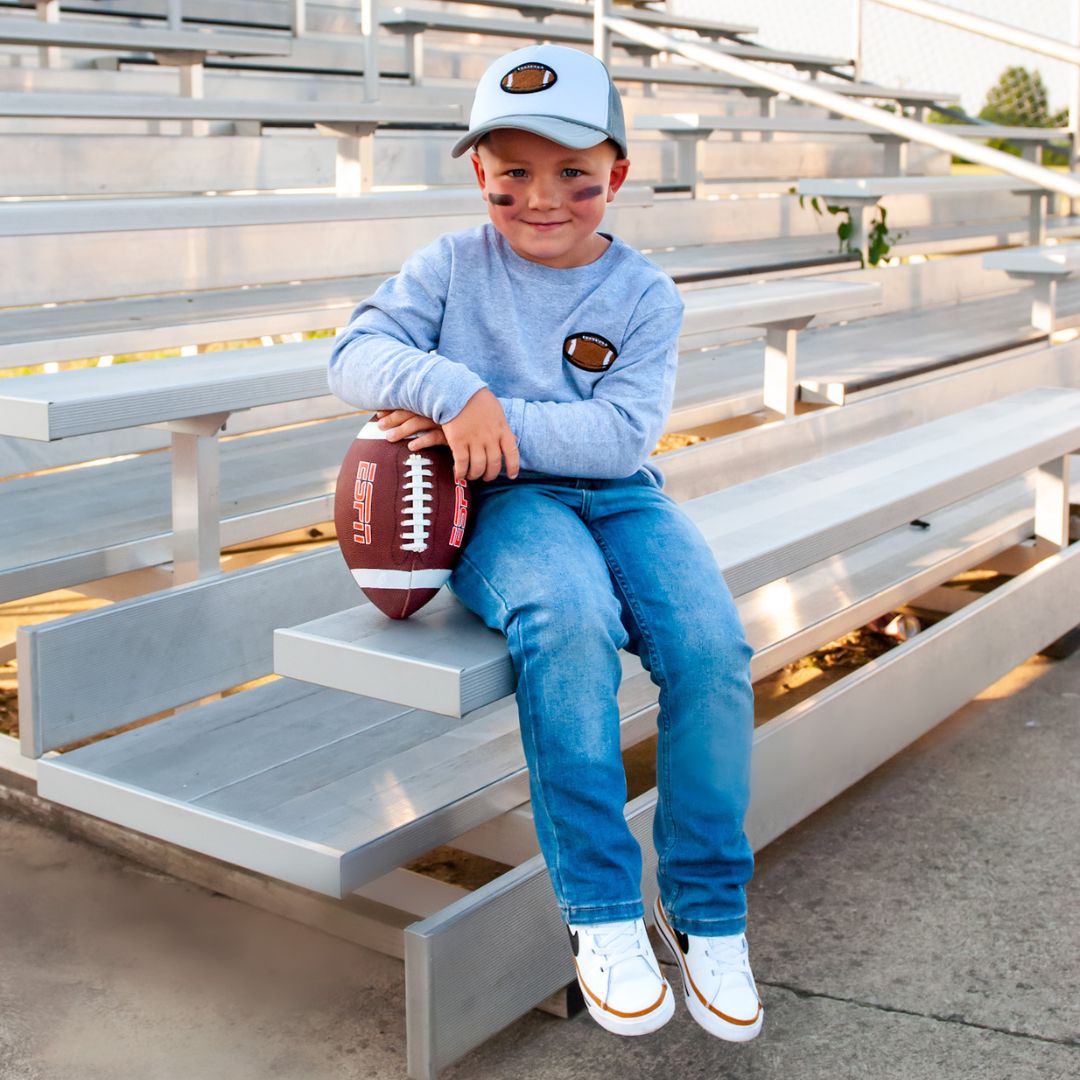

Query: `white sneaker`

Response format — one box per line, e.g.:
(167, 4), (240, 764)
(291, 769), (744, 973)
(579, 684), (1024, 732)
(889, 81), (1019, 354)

(653, 895), (764, 1042)
(566, 916), (675, 1036)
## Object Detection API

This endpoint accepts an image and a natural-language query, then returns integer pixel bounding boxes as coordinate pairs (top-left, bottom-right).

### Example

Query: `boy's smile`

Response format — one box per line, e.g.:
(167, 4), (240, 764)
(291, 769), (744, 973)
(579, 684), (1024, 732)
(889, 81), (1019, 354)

(472, 129), (630, 269)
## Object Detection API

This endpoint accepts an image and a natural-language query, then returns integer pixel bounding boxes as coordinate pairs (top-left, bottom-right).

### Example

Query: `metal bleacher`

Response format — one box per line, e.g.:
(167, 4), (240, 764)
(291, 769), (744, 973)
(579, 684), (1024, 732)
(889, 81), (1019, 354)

(2, 2), (1079, 1078)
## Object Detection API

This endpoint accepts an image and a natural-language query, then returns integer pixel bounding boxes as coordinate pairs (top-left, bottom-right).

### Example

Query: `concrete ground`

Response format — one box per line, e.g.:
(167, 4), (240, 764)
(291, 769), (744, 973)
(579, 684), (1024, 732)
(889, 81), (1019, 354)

(1, 649), (1078, 1080)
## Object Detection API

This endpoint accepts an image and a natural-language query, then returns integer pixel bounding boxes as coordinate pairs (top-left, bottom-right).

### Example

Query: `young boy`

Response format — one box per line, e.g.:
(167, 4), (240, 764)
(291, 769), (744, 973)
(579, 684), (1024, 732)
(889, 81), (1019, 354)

(328, 44), (762, 1043)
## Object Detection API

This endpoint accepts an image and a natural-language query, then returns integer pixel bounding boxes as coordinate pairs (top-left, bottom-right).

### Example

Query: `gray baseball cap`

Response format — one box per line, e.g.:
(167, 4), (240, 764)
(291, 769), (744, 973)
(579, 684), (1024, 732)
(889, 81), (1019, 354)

(451, 44), (627, 159)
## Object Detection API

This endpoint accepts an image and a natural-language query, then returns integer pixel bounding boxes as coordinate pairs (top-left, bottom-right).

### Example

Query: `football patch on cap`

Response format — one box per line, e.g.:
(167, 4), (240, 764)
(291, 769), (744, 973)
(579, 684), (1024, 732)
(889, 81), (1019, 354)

(501, 62), (558, 94)
(563, 332), (618, 372)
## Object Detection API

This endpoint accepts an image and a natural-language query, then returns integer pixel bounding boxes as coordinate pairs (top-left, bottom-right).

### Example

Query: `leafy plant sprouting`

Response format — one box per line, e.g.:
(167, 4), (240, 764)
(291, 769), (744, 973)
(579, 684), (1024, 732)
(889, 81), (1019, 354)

(791, 187), (902, 268)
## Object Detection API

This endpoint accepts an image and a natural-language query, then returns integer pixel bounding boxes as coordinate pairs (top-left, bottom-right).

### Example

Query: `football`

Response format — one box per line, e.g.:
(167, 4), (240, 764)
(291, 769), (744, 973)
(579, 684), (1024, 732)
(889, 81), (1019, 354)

(334, 420), (470, 619)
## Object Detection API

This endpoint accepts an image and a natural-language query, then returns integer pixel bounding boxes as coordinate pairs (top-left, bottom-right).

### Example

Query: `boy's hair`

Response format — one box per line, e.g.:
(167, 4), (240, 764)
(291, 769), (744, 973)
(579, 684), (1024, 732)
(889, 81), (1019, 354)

(451, 44), (627, 160)
(473, 132), (624, 161)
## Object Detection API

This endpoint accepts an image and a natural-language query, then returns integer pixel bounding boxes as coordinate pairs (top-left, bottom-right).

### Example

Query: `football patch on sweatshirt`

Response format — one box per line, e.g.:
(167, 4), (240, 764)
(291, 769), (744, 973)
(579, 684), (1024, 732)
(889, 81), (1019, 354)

(563, 332), (618, 372)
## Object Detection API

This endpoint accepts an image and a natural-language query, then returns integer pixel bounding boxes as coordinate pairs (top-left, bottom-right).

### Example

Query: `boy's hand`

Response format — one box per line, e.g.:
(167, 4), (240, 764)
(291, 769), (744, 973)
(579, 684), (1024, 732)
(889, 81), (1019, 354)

(375, 409), (446, 449)
(443, 388), (520, 482)
(376, 396), (520, 482)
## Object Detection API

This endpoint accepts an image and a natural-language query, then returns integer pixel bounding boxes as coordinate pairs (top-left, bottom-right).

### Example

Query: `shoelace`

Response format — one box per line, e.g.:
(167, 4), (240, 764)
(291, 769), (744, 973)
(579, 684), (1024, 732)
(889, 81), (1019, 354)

(701, 934), (752, 983)
(587, 922), (652, 974)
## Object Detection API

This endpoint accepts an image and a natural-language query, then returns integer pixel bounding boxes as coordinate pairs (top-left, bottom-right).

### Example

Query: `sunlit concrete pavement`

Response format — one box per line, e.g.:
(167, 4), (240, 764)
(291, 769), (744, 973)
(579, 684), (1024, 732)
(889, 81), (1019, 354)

(1, 649), (1078, 1080)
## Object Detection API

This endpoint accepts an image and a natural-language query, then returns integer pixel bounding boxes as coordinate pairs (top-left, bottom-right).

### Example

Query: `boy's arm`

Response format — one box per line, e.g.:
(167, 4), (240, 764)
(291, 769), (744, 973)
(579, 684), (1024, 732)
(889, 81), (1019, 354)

(494, 302), (683, 479)
(328, 242), (487, 426)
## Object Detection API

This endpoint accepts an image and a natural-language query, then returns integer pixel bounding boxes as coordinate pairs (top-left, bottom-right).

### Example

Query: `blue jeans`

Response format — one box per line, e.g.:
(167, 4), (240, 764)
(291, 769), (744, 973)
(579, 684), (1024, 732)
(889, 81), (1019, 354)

(447, 465), (755, 936)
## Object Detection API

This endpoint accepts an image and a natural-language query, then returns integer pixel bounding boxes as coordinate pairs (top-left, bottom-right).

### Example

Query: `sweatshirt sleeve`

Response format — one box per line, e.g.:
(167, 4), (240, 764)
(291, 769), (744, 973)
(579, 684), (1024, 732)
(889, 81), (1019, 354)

(327, 238), (487, 425)
(497, 293), (684, 479)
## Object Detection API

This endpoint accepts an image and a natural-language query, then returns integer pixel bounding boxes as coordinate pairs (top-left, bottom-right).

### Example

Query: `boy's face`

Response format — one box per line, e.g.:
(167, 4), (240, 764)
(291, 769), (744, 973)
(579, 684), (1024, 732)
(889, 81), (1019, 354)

(471, 129), (629, 269)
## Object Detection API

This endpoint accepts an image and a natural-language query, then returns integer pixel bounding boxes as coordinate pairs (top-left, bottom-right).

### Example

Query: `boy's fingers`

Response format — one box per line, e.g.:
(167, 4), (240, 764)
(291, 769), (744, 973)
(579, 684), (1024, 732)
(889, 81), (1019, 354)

(451, 444), (470, 484)
(482, 447), (502, 482)
(466, 443), (488, 482)
(502, 431), (520, 479)
(385, 416), (438, 441)
(377, 409), (421, 429)
(408, 429), (447, 450)
(400, 417), (434, 436)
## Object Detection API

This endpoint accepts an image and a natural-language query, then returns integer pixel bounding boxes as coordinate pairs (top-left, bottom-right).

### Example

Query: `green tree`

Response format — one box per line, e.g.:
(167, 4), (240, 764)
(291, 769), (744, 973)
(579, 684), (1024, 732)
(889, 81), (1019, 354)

(979, 66), (1067, 165)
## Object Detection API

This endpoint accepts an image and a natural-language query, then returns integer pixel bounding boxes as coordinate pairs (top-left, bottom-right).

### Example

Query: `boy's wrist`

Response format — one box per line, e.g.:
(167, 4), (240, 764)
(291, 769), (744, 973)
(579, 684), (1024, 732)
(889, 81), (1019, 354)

(495, 394), (525, 438)
(426, 358), (489, 425)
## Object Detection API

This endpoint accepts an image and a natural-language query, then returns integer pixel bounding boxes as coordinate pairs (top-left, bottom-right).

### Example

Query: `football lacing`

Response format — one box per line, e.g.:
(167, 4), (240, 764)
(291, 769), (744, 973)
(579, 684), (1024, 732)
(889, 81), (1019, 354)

(400, 453), (433, 552)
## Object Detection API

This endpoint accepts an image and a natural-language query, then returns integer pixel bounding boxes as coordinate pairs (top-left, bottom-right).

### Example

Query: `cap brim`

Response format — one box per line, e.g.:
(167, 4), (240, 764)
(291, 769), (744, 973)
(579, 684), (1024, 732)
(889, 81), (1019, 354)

(451, 115), (614, 158)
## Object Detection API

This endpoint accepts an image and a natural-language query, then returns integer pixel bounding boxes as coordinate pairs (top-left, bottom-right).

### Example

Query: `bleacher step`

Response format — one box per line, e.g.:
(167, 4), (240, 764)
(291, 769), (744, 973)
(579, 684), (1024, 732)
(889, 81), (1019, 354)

(35, 469), (1059, 898)
(274, 387), (1080, 717)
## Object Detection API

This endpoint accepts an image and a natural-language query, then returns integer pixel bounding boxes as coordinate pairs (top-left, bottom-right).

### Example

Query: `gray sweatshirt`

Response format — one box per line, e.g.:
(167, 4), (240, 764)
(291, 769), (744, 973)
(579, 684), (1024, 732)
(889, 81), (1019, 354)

(328, 223), (684, 484)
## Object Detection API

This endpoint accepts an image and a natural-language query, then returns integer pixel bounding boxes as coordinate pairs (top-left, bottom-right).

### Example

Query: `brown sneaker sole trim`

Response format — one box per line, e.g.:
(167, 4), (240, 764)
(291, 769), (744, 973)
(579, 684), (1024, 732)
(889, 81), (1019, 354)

(573, 958), (671, 1018)
(655, 899), (762, 1027)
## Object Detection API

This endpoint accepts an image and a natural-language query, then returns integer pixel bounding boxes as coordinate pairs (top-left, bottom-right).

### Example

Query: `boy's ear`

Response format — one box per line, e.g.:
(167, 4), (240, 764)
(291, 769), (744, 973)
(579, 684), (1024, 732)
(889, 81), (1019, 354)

(470, 152), (487, 199)
(606, 158), (630, 203)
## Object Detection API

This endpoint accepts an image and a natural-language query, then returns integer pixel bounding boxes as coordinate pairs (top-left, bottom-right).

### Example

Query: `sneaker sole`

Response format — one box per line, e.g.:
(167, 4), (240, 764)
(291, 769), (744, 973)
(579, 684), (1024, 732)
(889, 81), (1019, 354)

(575, 968), (675, 1037)
(652, 897), (764, 1043)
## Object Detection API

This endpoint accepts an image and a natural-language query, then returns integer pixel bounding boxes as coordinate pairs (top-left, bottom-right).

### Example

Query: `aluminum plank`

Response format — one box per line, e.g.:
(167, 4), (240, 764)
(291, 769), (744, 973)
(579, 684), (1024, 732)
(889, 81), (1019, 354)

(0, 415), (359, 609)
(19, 545), (356, 755)
(608, 65), (960, 103)
(35, 761), (348, 895)
(0, 274), (383, 369)
(637, 114), (1068, 142)
(0, 395), (349, 479)
(671, 284), (1073, 426)
(984, 242), (1080, 275)
(275, 387), (1080, 715)
(0, 14), (292, 54)
(0, 185), (652, 238)
(0, 133), (336, 200)
(799, 174), (1068, 198)
(0, 197), (1050, 310)
(62, 682), (415, 800)
(0, 341), (329, 440)
(0, 91), (462, 126)
(382, 7), (836, 66)
(0, 416), (356, 569)
(464, 0), (755, 37)
(680, 278), (880, 334)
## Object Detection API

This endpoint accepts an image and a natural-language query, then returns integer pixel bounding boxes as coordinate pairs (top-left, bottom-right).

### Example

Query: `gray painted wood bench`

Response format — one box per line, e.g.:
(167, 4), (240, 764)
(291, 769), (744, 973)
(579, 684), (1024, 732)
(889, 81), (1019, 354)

(20, 384), (1080, 1077)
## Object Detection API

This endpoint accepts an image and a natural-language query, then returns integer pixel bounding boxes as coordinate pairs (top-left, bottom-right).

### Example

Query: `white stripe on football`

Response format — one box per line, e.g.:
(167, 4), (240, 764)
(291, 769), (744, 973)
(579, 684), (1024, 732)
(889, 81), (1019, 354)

(358, 420), (389, 440)
(350, 567), (452, 590)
